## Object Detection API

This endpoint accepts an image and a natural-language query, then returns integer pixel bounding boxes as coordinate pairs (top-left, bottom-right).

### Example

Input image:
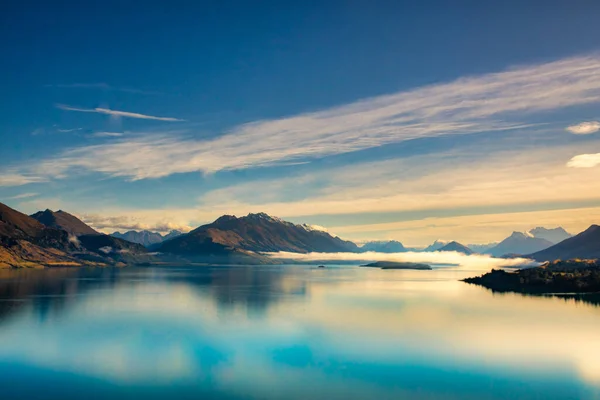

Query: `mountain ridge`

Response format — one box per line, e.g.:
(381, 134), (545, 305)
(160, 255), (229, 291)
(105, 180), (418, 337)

(528, 225), (600, 261)
(157, 212), (359, 257)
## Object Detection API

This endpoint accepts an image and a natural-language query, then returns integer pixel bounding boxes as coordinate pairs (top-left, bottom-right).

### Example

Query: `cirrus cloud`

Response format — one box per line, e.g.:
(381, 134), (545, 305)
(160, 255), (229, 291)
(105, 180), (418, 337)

(56, 104), (185, 122)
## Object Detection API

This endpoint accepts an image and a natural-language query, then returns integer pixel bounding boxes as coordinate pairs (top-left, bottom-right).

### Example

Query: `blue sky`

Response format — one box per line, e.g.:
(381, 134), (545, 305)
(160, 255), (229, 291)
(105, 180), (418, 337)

(2, 1), (600, 245)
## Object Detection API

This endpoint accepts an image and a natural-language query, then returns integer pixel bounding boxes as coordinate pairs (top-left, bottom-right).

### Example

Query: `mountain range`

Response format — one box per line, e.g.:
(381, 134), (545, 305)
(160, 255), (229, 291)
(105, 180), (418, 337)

(0, 201), (598, 267)
(485, 232), (554, 257)
(529, 225), (600, 261)
(0, 204), (149, 268)
(157, 213), (358, 258)
(111, 230), (182, 247)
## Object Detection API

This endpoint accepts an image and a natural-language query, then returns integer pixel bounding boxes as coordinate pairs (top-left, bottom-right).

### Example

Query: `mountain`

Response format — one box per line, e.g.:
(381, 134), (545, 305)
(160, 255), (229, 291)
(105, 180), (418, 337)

(423, 240), (450, 252)
(112, 230), (164, 247)
(528, 227), (571, 244)
(467, 243), (498, 253)
(360, 240), (407, 253)
(163, 230), (183, 241)
(76, 233), (150, 264)
(437, 241), (474, 255)
(157, 213), (359, 260)
(30, 209), (98, 236)
(528, 225), (600, 261)
(111, 229), (183, 247)
(486, 232), (553, 257)
(0, 203), (150, 267)
(0, 202), (80, 268)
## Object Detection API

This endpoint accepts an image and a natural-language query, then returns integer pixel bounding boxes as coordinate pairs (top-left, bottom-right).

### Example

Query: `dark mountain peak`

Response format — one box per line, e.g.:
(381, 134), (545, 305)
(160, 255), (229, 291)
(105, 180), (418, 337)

(508, 231), (530, 239)
(245, 212), (283, 223)
(215, 215), (237, 223)
(585, 224), (600, 232)
(437, 241), (473, 255)
(31, 209), (98, 236)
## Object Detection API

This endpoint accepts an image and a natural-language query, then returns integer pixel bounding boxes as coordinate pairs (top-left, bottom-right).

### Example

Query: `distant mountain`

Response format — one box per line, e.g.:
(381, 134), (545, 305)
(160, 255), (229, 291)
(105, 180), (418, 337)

(423, 240), (450, 252)
(162, 230), (183, 241)
(111, 229), (183, 247)
(437, 241), (474, 255)
(77, 233), (149, 264)
(486, 232), (553, 257)
(360, 240), (407, 253)
(528, 225), (600, 261)
(31, 209), (98, 236)
(528, 227), (571, 244)
(157, 213), (359, 260)
(112, 230), (164, 247)
(467, 243), (498, 253)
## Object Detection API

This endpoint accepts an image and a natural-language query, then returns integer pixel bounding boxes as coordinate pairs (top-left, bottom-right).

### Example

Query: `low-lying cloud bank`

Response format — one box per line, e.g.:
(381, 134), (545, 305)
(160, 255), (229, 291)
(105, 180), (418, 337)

(267, 251), (540, 270)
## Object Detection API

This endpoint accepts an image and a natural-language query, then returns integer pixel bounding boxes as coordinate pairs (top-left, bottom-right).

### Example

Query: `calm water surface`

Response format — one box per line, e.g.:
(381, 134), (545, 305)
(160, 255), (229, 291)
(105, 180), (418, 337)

(0, 265), (599, 400)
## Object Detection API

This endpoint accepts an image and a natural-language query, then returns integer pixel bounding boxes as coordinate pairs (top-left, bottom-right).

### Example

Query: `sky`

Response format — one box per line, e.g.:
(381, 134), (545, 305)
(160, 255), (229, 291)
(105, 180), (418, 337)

(1, 1), (600, 246)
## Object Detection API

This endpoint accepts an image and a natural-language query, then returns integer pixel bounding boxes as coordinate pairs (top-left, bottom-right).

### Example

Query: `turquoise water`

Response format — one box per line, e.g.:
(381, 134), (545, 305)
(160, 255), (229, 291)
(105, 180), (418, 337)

(0, 265), (599, 400)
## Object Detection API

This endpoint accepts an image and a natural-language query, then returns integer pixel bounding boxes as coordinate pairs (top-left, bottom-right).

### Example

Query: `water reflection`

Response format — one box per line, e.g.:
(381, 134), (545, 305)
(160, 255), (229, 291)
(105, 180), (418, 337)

(0, 266), (599, 399)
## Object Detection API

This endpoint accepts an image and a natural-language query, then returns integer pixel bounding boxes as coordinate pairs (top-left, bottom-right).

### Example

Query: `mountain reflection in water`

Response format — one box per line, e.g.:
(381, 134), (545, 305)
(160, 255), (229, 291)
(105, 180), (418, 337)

(0, 265), (599, 400)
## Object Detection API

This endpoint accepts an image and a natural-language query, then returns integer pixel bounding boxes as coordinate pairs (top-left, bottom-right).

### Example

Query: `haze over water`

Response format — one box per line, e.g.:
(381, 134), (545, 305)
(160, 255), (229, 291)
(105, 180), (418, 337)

(0, 265), (599, 400)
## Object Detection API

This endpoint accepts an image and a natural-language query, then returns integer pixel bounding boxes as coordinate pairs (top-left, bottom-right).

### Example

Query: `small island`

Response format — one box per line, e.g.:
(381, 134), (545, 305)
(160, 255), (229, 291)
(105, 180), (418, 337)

(463, 259), (600, 294)
(361, 261), (432, 270)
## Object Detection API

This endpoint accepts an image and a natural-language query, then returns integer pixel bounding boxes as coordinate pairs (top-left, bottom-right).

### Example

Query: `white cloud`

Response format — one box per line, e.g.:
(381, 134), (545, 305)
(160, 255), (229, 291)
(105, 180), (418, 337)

(88, 132), (124, 138)
(567, 153), (600, 168)
(267, 251), (540, 270)
(56, 128), (82, 133)
(55, 104), (185, 122)
(0, 172), (44, 187)
(7, 192), (39, 200)
(566, 121), (600, 134)
(81, 214), (192, 234)
(4, 53), (597, 182)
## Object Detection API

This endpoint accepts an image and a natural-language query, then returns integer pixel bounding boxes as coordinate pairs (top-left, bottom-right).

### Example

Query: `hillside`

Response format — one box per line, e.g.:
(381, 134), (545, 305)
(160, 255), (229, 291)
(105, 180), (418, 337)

(31, 209), (99, 236)
(0, 202), (152, 268)
(157, 213), (359, 258)
(0, 202), (82, 268)
(528, 225), (600, 261)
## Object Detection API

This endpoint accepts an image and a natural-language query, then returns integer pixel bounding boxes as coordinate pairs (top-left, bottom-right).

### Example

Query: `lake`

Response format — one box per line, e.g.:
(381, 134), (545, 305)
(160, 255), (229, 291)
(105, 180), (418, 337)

(0, 265), (599, 400)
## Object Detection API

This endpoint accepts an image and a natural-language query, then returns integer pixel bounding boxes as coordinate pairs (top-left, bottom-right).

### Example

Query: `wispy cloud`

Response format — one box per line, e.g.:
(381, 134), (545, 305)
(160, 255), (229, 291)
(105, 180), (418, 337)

(6, 192), (39, 200)
(31, 126), (82, 135)
(567, 153), (600, 168)
(17, 54), (600, 181)
(46, 83), (160, 95)
(566, 121), (600, 134)
(88, 132), (124, 138)
(56, 128), (82, 133)
(56, 104), (185, 122)
(0, 173), (44, 187)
